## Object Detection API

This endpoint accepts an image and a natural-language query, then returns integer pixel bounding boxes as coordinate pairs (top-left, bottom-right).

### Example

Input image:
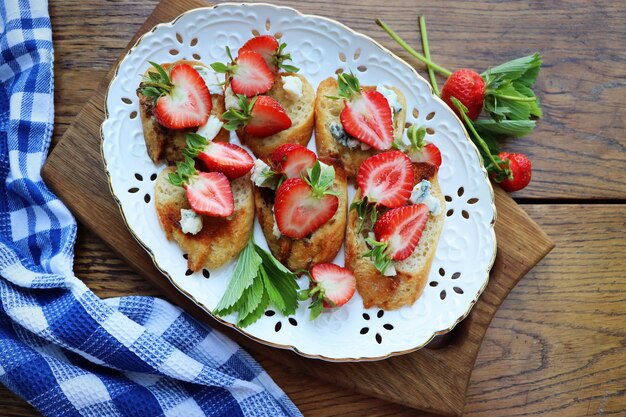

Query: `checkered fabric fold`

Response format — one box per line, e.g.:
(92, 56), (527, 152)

(0, 1), (301, 416)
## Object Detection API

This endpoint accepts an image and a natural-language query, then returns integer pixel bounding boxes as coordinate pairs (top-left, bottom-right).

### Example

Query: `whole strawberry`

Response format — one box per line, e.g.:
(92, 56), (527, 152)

(440, 69), (485, 121)
(497, 152), (532, 192)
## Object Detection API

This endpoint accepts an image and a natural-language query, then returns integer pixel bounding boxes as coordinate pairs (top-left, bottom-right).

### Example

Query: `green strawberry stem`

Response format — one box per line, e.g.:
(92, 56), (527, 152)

(491, 92), (537, 102)
(375, 18), (452, 77)
(139, 81), (172, 93)
(450, 97), (504, 173)
(418, 15), (440, 95)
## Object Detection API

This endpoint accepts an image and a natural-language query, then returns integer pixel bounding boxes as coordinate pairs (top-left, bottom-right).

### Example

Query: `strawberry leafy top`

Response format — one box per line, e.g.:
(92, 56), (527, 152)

(303, 161), (340, 199)
(137, 61), (173, 106)
(274, 42), (300, 73)
(167, 155), (198, 187)
(334, 72), (361, 101)
(183, 132), (210, 159)
(363, 237), (394, 275)
(221, 95), (256, 131)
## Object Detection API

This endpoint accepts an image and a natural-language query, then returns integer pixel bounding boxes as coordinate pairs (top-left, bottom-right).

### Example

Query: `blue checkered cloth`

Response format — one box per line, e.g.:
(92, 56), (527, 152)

(0, 1), (302, 416)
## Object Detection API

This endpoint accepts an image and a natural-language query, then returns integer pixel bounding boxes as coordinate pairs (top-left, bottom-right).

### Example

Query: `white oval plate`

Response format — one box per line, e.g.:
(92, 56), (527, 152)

(102, 3), (496, 361)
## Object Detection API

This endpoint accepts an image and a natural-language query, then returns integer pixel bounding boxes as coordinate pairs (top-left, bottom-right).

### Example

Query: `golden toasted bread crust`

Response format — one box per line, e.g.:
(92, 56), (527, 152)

(345, 173), (445, 310)
(254, 158), (348, 271)
(238, 73), (315, 161)
(137, 60), (229, 165)
(154, 167), (255, 271)
(314, 77), (407, 180)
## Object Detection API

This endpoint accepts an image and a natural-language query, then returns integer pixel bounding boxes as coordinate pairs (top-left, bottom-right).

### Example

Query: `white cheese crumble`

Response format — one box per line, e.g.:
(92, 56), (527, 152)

(180, 209), (203, 235)
(383, 263), (397, 277)
(251, 159), (277, 189)
(272, 211), (281, 239)
(224, 85), (240, 110)
(409, 180), (442, 215)
(282, 75), (303, 99)
(196, 115), (223, 141)
(376, 84), (402, 115)
(193, 65), (223, 95)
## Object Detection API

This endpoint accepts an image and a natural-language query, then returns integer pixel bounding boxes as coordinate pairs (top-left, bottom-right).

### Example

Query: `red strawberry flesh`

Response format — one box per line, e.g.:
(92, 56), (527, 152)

(245, 95), (292, 137)
(497, 152), (532, 192)
(310, 263), (356, 308)
(184, 172), (234, 217)
(153, 63), (212, 129)
(271, 143), (316, 178)
(274, 178), (338, 239)
(197, 142), (254, 179)
(374, 204), (429, 261)
(231, 51), (274, 97)
(357, 150), (413, 208)
(340, 90), (394, 150)
(409, 143), (442, 168)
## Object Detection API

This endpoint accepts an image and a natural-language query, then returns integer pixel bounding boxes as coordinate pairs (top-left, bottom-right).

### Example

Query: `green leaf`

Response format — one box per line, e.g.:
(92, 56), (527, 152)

(309, 297), (324, 320)
(363, 237), (393, 275)
(185, 133), (209, 157)
(280, 64), (300, 73)
(406, 124), (426, 151)
(484, 53), (541, 85)
(214, 238), (262, 314)
(473, 119), (536, 138)
(306, 161), (337, 198)
(337, 72), (361, 100)
(256, 245), (298, 316)
(236, 272), (265, 322)
(148, 61), (170, 84)
(210, 62), (230, 73)
(237, 289), (269, 328)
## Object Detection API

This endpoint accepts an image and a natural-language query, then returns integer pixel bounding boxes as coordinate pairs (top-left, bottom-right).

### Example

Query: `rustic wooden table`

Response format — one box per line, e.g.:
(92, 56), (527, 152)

(2, 0), (625, 416)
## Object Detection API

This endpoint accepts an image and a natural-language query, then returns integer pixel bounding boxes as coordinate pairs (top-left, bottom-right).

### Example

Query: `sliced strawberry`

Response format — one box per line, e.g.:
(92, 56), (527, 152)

(184, 172), (234, 217)
(239, 35), (279, 70)
(374, 204), (429, 261)
(357, 150), (413, 208)
(408, 143), (442, 168)
(244, 95), (292, 137)
(274, 178), (338, 239)
(152, 63), (212, 129)
(197, 142), (254, 179)
(310, 263), (356, 308)
(230, 51), (274, 97)
(340, 90), (394, 150)
(271, 144), (316, 178)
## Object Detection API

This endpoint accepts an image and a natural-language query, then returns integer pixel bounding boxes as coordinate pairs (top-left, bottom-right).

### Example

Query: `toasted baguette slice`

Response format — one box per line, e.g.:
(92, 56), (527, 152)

(138, 60), (229, 165)
(238, 73), (315, 160)
(345, 173), (445, 310)
(154, 167), (254, 271)
(315, 77), (407, 179)
(254, 158), (348, 271)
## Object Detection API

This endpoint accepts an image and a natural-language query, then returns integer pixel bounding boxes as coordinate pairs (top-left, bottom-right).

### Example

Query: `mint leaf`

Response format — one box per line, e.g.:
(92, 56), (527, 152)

(214, 238), (261, 314)
(309, 297), (324, 320)
(237, 290), (269, 328)
(256, 245), (298, 316)
(474, 119), (536, 138)
(236, 272), (264, 322)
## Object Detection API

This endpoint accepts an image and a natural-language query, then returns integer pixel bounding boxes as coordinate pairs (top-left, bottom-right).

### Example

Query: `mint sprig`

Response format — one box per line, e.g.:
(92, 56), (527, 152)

(214, 237), (300, 327)
(168, 155), (198, 187)
(363, 236), (393, 275)
(303, 161), (340, 198)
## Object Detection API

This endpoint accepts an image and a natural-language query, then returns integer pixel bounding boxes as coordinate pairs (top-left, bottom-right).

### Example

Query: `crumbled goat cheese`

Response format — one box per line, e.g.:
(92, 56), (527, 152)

(282, 75), (303, 98)
(409, 180), (442, 215)
(196, 115), (223, 141)
(180, 209), (203, 235)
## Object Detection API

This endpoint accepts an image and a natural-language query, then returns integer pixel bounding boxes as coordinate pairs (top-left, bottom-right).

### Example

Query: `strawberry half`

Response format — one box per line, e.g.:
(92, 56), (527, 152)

(185, 172), (234, 217)
(357, 150), (413, 208)
(310, 263), (356, 308)
(239, 35), (300, 73)
(410, 143), (442, 168)
(212, 50), (274, 97)
(335, 73), (394, 150)
(374, 204), (429, 261)
(140, 62), (212, 130)
(222, 95), (292, 138)
(271, 143), (316, 178)
(197, 142), (254, 179)
(274, 178), (338, 239)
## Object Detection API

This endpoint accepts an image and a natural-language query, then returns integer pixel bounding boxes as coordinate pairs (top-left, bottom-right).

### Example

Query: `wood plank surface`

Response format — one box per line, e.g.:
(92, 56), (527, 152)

(2, 205), (624, 416)
(47, 0), (626, 199)
(38, 0), (555, 414)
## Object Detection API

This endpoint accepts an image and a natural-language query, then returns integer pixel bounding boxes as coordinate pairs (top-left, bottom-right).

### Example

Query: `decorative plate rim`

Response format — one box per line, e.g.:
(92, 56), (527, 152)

(100, 2), (497, 362)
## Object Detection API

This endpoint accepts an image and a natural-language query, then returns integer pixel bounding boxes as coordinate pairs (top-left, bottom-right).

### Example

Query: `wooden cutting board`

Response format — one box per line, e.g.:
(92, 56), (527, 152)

(41, 0), (554, 415)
